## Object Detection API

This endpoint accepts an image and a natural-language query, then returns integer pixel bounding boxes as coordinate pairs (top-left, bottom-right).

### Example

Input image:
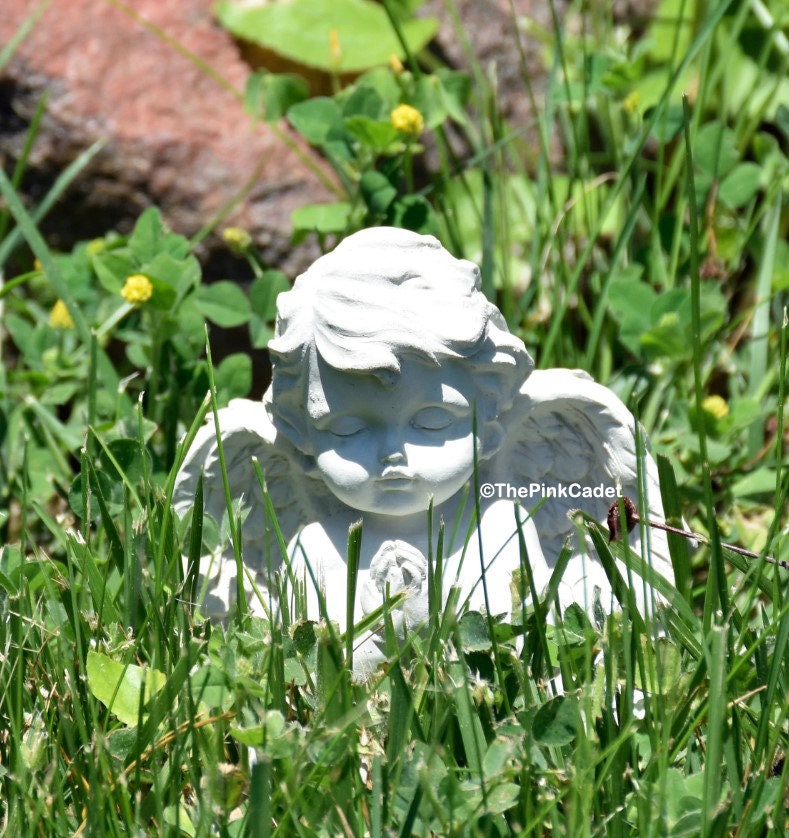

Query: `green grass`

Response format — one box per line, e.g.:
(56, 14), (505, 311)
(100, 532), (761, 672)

(1, 0), (788, 834)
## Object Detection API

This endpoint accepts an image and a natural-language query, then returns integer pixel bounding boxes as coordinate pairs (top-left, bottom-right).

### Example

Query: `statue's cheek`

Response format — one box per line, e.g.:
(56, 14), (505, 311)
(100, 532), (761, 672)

(314, 449), (372, 491)
(432, 434), (476, 474)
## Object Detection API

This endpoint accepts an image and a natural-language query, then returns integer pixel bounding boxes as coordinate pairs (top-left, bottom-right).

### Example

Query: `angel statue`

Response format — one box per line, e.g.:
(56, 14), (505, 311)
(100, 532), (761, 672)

(173, 227), (674, 670)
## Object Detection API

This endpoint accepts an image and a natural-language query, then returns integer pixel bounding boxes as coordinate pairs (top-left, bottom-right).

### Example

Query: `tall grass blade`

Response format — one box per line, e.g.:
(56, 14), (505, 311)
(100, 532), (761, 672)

(345, 519), (362, 669)
(747, 197), (781, 456)
(681, 95), (728, 627)
(702, 623), (727, 835)
(656, 453), (692, 602)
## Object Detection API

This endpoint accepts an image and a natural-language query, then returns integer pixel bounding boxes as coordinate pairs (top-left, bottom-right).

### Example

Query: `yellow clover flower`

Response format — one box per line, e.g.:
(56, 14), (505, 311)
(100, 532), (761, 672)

(623, 90), (640, 114)
(121, 274), (154, 305)
(86, 238), (106, 256)
(701, 395), (729, 421)
(49, 299), (75, 329)
(391, 104), (424, 136)
(328, 28), (342, 69)
(222, 226), (252, 254)
(388, 53), (404, 75)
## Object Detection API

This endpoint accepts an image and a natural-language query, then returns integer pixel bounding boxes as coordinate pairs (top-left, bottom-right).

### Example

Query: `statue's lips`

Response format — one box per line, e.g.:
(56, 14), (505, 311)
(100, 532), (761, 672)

(378, 468), (416, 487)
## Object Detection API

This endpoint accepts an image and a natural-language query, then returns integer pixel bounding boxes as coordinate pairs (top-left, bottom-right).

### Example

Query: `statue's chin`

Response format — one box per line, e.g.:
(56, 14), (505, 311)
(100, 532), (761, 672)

(336, 487), (464, 520)
(339, 494), (437, 519)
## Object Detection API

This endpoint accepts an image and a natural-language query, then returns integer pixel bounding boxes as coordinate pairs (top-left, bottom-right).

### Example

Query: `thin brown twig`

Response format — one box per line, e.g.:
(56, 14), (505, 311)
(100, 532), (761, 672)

(607, 496), (787, 570)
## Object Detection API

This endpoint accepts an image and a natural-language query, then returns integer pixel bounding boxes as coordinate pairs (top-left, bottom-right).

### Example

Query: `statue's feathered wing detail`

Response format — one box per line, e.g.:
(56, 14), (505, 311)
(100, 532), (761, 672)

(172, 395), (339, 616)
(490, 369), (674, 614)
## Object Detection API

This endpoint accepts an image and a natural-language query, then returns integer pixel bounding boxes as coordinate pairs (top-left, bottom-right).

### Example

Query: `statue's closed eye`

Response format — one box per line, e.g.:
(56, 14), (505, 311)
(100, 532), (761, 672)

(411, 406), (455, 431)
(327, 416), (367, 437)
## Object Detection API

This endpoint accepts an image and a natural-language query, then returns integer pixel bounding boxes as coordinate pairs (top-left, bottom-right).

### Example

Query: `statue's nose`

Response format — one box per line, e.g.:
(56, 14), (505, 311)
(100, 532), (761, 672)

(380, 448), (406, 465)
(379, 429), (406, 465)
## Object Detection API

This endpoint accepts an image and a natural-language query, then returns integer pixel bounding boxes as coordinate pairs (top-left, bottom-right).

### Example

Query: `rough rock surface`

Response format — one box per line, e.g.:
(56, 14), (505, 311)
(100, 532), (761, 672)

(0, 0), (335, 279)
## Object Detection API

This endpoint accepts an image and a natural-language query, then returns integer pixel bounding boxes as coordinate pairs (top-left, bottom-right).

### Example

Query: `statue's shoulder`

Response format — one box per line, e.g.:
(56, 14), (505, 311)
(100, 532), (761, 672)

(174, 394), (342, 573)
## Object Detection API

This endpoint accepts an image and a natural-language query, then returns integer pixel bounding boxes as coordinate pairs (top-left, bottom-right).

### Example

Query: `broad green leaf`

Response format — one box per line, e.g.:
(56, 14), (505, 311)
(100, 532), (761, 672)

(291, 620), (317, 656)
(195, 281), (250, 328)
(250, 270), (289, 322)
(607, 269), (656, 355)
(633, 637), (682, 695)
(4, 313), (40, 361)
(746, 777), (782, 824)
(718, 162), (761, 208)
(282, 656), (308, 686)
(640, 311), (688, 359)
(413, 72), (470, 128)
(360, 171), (397, 217)
(92, 251), (135, 294)
(648, 0), (693, 63)
(216, 0), (437, 74)
(176, 297), (211, 346)
(458, 611), (491, 652)
(634, 63), (695, 111)
(720, 398), (762, 435)
(353, 67), (402, 106)
(607, 269), (654, 329)
(559, 603), (595, 645)
(694, 121), (739, 180)
(662, 768), (703, 828)
(231, 722), (294, 759)
(731, 467), (776, 498)
(106, 728), (138, 763)
(435, 70), (471, 123)
(650, 287), (690, 325)
(341, 85), (385, 120)
(485, 782), (521, 816)
(86, 650), (166, 726)
(144, 252), (201, 295)
(215, 353), (252, 401)
(291, 201), (352, 234)
(249, 319), (275, 349)
(127, 207), (190, 262)
(144, 274), (177, 311)
(39, 382), (79, 406)
(532, 696), (578, 746)
(482, 737), (518, 777)
(344, 116), (399, 151)
(190, 665), (234, 711)
(68, 468), (117, 519)
(245, 71), (309, 123)
(128, 207), (167, 262)
(97, 438), (147, 485)
(24, 443), (67, 501)
(647, 103), (685, 143)
(163, 806), (196, 838)
(390, 194), (439, 235)
(249, 269), (290, 348)
(770, 241), (789, 290)
(287, 97), (344, 145)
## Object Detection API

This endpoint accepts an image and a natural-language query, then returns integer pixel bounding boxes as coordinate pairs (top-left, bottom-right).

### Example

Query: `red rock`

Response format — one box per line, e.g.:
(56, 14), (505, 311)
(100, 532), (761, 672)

(0, 0), (336, 277)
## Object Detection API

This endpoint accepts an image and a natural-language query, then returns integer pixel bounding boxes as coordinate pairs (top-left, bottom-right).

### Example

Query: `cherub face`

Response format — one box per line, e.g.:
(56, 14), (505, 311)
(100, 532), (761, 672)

(307, 355), (480, 518)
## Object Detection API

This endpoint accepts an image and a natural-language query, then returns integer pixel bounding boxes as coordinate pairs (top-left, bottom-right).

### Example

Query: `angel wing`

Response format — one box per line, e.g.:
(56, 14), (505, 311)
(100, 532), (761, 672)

(172, 394), (341, 617)
(488, 368), (674, 615)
